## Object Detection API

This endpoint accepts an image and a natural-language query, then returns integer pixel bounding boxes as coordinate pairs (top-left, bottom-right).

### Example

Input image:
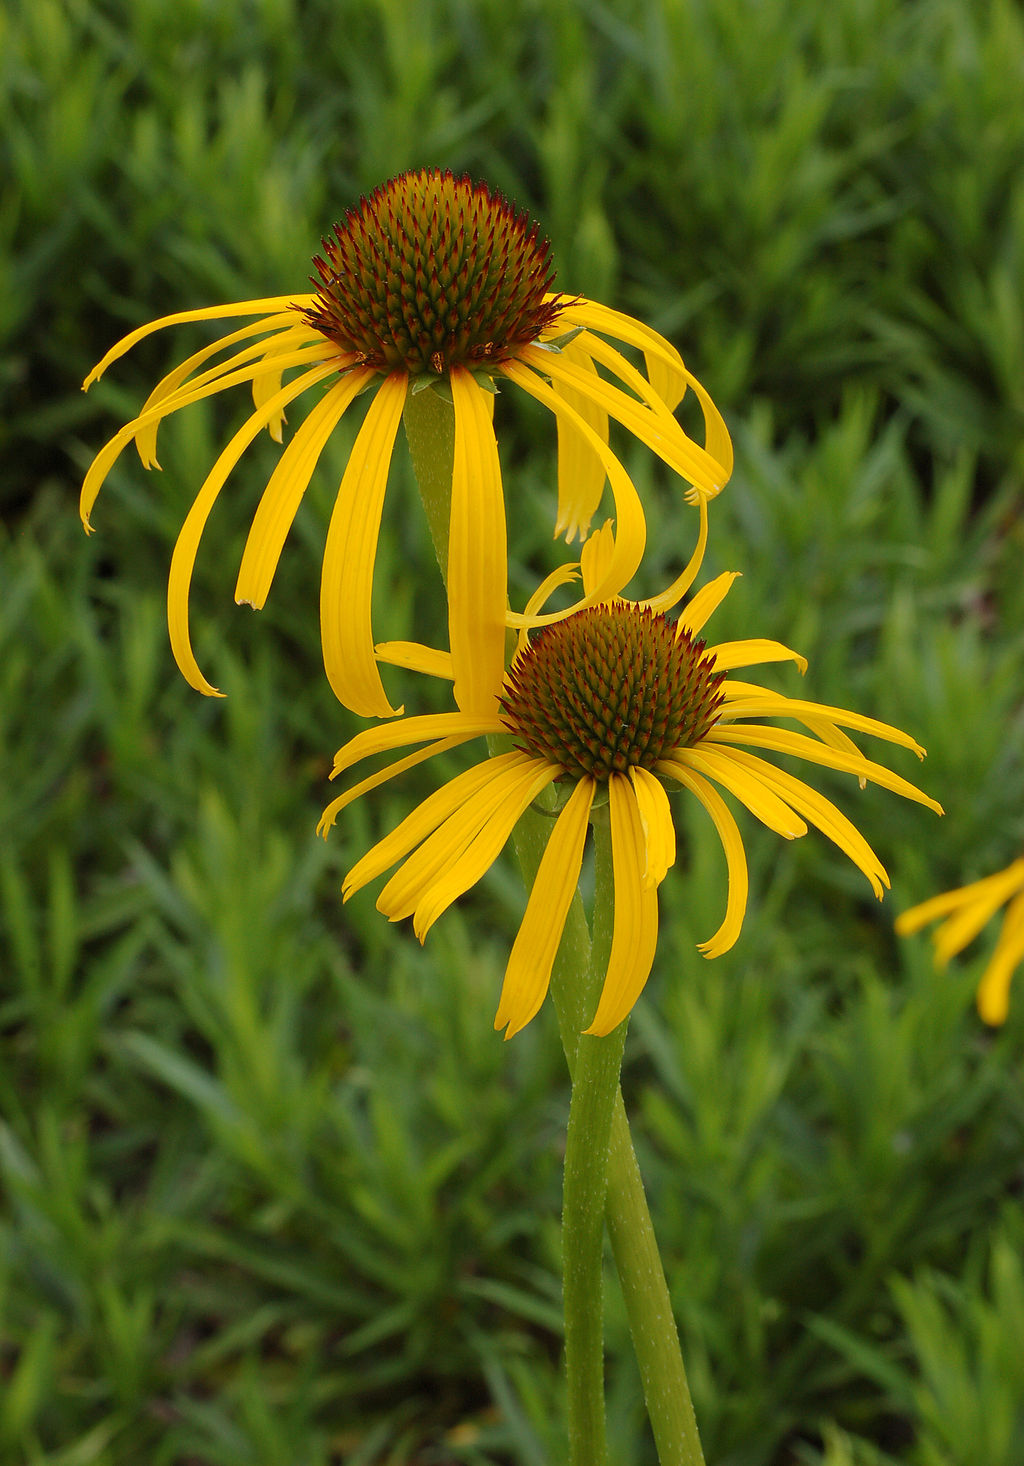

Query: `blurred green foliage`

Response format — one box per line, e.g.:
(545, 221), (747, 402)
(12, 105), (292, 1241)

(2, 0), (1023, 1461)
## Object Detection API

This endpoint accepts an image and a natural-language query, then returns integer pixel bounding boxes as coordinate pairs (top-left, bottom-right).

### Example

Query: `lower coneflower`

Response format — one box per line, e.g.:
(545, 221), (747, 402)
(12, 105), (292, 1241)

(896, 857), (1024, 1024)
(80, 167), (730, 718)
(319, 530), (942, 1037)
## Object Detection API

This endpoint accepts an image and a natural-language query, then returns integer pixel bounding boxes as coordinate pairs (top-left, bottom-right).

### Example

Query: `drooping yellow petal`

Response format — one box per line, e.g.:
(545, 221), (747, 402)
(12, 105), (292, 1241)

(82, 296), (318, 389)
(709, 725), (942, 812)
(512, 562), (582, 657)
(411, 757), (558, 939)
(374, 642), (455, 681)
(711, 639), (808, 675)
(677, 571), (739, 636)
(495, 777), (595, 1039)
(718, 746), (889, 897)
(448, 368), (508, 715)
(342, 755), (508, 900)
(552, 296), (734, 479)
(548, 295), (688, 411)
(164, 361), (339, 696)
(133, 314), (300, 466)
(520, 343), (726, 503)
(328, 710), (501, 782)
(374, 752), (540, 922)
(717, 697), (928, 758)
(977, 892), (1024, 1024)
(656, 758), (749, 957)
(500, 360), (646, 621)
(931, 869), (1024, 968)
(80, 345), (338, 530)
(585, 774), (659, 1035)
(578, 520), (617, 596)
(317, 735), (468, 838)
(679, 746), (807, 839)
(640, 495), (709, 612)
(550, 340), (609, 540)
(895, 859), (1024, 938)
(250, 328), (331, 441)
(629, 767), (676, 887)
(319, 372), (408, 718)
(235, 368), (373, 608)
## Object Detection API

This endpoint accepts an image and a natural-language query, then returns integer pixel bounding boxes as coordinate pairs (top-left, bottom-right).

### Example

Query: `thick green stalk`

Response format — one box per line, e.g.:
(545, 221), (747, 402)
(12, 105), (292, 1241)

(561, 810), (627, 1464)
(515, 806), (705, 1466)
(401, 384), (705, 1466)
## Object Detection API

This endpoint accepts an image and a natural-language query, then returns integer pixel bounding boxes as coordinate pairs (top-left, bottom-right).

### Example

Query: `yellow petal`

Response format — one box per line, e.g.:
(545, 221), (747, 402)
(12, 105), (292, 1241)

(640, 494), (709, 612)
(250, 328), (330, 441)
(328, 710), (500, 782)
(495, 777), (595, 1039)
(374, 642), (455, 680)
(585, 774), (660, 1035)
(552, 296), (733, 479)
(711, 639), (808, 675)
(629, 767), (676, 887)
(656, 758), (749, 957)
(448, 368), (508, 715)
(896, 860), (1024, 936)
(712, 745), (889, 897)
(133, 314), (299, 466)
(709, 725), (943, 813)
(343, 755), (509, 900)
(932, 870), (1024, 968)
(977, 892), (1024, 1024)
(319, 372), (408, 718)
(578, 521), (617, 598)
(164, 361), (339, 696)
(235, 368), (373, 608)
(82, 295), (318, 389)
(550, 340), (609, 540)
(375, 751), (538, 920)
(411, 757), (558, 939)
(512, 562), (582, 659)
(81, 344), (337, 530)
(317, 735), (467, 839)
(520, 343), (726, 503)
(679, 746), (807, 840)
(677, 571), (739, 636)
(718, 697), (928, 757)
(500, 360), (646, 621)
(549, 296), (687, 409)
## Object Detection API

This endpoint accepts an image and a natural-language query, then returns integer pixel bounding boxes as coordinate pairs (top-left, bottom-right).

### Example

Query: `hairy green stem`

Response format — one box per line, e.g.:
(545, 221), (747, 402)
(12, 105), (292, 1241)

(561, 810), (627, 1463)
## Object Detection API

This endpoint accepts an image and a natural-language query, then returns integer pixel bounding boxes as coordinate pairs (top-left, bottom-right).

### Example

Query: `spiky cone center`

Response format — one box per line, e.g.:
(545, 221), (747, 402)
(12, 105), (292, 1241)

(302, 168), (564, 377)
(500, 604), (726, 782)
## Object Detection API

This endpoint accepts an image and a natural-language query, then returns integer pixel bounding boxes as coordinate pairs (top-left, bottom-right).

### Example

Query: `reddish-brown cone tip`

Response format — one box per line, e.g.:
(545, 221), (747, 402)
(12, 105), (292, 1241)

(500, 604), (726, 781)
(303, 168), (563, 377)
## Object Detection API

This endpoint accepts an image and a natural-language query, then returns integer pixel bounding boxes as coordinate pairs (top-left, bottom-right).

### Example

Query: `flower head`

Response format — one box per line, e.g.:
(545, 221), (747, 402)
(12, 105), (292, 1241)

(303, 170), (562, 376)
(319, 531), (942, 1039)
(895, 857), (1024, 1024)
(80, 168), (732, 719)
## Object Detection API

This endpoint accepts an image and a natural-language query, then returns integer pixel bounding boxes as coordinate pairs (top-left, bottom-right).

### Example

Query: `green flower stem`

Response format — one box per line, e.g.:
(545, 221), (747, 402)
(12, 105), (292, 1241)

(402, 385), (456, 577)
(560, 808), (627, 1464)
(514, 805), (705, 1466)
(402, 385), (705, 1466)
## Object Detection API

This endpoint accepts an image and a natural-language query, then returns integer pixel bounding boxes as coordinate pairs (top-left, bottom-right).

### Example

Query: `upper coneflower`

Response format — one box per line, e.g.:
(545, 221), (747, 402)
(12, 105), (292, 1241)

(80, 168), (732, 718)
(319, 525), (942, 1039)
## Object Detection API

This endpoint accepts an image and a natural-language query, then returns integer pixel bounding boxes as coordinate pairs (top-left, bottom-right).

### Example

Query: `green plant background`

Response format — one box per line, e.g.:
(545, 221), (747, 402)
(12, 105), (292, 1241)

(2, 0), (1023, 1462)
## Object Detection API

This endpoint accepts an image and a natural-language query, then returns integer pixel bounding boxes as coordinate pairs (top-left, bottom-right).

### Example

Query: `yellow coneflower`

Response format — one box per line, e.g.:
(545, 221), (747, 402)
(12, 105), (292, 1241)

(896, 857), (1024, 1023)
(80, 168), (731, 718)
(318, 526), (942, 1038)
